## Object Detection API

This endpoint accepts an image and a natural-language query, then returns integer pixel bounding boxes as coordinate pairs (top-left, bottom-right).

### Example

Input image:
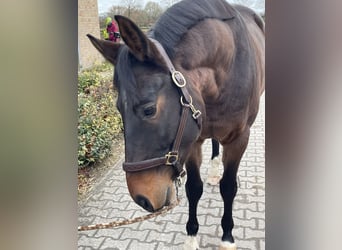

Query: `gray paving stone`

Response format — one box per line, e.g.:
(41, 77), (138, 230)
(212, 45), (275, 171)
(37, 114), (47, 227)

(200, 234), (221, 248)
(258, 202), (265, 212)
(259, 239), (265, 250)
(122, 228), (149, 241)
(78, 235), (105, 249)
(246, 210), (265, 220)
(233, 226), (245, 239)
(257, 219), (265, 230)
(234, 217), (256, 229)
(146, 230), (176, 244)
(234, 201), (258, 211)
(245, 228), (265, 239)
(127, 239), (157, 249)
(94, 228), (124, 238)
(83, 247), (95, 250)
(236, 239), (257, 250)
(172, 232), (187, 245)
(204, 214), (222, 227)
(156, 242), (182, 250)
(138, 220), (166, 231)
(100, 238), (129, 250)
(78, 230), (97, 238)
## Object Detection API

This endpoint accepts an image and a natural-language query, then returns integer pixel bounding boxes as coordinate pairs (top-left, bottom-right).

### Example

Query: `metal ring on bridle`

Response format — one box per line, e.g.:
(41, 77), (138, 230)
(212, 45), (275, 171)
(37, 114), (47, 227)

(171, 71), (187, 87)
(180, 95), (192, 107)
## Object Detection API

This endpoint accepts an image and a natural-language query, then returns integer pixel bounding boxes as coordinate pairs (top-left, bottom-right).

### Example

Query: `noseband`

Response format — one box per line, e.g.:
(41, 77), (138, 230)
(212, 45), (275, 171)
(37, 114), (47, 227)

(122, 38), (202, 179)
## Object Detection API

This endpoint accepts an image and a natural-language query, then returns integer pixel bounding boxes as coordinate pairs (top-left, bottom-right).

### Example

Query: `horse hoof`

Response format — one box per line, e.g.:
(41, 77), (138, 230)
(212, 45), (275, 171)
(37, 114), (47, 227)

(183, 236), (199, 250)
(219, 241), (237, 250)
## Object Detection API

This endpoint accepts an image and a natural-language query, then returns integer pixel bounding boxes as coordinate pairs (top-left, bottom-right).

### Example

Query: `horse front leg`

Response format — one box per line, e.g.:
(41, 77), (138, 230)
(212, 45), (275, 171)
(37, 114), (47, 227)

(219, 128), (250, 250)
(183, 140), (204, 250)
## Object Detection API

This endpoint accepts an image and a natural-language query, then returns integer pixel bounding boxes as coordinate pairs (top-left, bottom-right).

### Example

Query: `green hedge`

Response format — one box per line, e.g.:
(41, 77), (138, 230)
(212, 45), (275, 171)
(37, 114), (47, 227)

(78, 64), (123, 167)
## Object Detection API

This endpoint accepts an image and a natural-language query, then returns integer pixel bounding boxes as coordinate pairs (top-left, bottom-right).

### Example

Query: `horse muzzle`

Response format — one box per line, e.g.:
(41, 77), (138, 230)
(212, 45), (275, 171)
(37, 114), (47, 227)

(126, 171), (176, 212)
(133, 186), (173, 212)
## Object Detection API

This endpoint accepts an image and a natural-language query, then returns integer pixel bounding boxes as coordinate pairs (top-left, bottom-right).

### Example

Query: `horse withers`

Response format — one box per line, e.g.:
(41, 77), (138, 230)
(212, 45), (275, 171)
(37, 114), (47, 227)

(87, 0), (264, 249)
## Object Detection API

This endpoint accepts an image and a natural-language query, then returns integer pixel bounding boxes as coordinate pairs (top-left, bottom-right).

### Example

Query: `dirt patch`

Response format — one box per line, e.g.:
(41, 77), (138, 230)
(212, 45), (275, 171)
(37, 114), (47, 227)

(78, 134), (124, 202)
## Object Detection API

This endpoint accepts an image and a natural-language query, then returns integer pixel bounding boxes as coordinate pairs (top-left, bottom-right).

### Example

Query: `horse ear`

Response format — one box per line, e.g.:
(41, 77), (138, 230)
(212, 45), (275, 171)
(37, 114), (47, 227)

(115, 15), (162, 63)
(86, 34), (122, 65)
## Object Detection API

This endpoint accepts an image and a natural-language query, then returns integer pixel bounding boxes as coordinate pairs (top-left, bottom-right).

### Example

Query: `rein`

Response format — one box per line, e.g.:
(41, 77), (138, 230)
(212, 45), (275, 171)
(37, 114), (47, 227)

(122, 38), (202, 180)
(78, 199), (180, 231)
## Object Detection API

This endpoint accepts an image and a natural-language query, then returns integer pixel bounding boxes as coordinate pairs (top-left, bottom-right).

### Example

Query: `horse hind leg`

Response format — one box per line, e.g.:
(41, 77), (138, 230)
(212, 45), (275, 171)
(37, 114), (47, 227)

(207, 139), (221, 185)
(219, 128), (250, 250)
(211, 138), (220, 160)
(183, 140), (204, 250)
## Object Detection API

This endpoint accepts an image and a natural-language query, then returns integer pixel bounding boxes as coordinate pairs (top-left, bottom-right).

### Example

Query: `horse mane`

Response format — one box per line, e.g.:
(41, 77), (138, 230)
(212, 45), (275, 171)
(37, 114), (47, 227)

(232, 4), (265, 34)
(148, 0), (236, 58)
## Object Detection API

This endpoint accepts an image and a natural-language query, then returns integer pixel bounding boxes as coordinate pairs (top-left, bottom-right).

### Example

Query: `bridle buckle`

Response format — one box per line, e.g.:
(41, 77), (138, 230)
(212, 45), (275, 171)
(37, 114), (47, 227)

(171, 71), (186, 87)
(165, 151), (178, 165)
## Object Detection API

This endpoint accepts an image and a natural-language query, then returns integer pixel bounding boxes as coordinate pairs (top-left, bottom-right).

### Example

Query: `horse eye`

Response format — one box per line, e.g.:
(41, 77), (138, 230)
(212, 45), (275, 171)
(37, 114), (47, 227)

(143, 105), (156, 117)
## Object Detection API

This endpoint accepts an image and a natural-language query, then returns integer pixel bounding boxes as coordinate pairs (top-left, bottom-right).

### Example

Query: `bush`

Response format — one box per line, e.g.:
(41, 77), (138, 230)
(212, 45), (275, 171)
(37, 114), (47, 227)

(78, 62), (113, 92)
(78, 65), (123, 167)
(90, 62), (113, 72)
(78, 71), (101, 93)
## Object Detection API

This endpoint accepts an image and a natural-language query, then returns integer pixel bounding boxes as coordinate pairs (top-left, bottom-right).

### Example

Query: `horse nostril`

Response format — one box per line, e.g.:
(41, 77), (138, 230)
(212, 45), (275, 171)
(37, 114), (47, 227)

(135, 195), (154, 212)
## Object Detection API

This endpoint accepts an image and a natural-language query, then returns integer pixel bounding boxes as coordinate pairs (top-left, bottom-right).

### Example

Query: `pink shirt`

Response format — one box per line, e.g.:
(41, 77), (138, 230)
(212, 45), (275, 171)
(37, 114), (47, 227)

(106, 21), (120, 42)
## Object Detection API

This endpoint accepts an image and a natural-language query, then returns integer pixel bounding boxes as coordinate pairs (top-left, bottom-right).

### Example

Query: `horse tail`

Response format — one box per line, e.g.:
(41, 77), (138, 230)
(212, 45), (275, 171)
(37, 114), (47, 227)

(211, 139), (220, 160)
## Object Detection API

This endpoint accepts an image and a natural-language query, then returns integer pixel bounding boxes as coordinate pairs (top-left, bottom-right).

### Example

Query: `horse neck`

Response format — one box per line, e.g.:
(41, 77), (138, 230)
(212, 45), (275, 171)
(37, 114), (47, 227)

(173, 19), (236, 101)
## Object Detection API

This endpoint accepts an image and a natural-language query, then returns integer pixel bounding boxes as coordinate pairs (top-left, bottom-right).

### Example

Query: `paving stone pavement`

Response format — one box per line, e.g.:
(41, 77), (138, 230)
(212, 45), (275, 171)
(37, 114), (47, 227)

(78, 95), (264, 250)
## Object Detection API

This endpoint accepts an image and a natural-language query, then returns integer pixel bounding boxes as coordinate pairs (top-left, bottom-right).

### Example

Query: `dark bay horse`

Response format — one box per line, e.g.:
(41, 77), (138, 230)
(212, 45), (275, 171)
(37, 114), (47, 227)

(87, 0), (264, 249)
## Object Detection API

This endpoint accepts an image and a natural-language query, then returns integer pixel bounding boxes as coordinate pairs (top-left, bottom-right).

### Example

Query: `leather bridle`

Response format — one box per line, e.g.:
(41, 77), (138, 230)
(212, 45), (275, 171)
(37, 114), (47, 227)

(122, 38), (202, 180)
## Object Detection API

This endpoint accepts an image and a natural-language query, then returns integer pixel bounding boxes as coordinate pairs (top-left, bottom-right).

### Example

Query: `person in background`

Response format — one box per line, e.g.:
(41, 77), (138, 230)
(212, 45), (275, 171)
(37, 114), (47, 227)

(105, 17), (120, 43)
(101, 27), (109, 40)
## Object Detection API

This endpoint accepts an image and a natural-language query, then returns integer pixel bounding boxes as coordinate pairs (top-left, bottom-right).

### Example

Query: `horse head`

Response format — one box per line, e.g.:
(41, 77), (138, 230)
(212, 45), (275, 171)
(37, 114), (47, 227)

(87, 16), (203, 212)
